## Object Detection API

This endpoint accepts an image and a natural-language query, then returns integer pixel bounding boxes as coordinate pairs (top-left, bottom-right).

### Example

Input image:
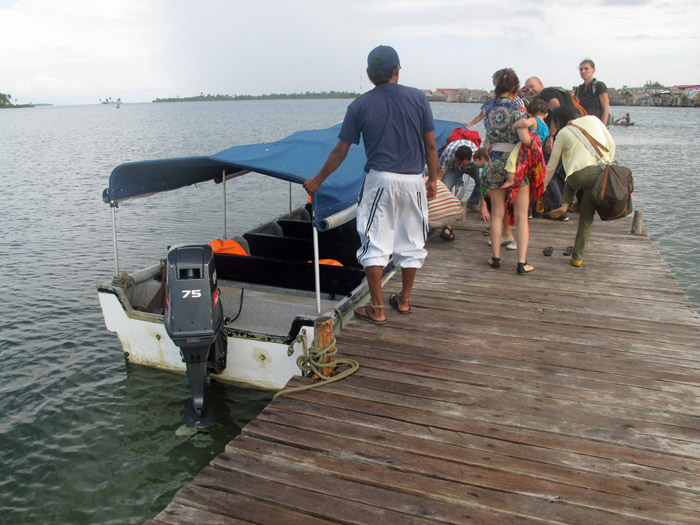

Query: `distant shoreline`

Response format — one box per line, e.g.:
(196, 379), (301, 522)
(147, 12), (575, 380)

(153, 91), (360, 103)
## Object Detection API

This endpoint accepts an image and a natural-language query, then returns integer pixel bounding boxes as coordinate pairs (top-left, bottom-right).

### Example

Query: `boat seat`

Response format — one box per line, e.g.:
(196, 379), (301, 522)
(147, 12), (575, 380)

(242, 232), (360, 268)
(276, 219), (361, 245)
(248, 221), (284, 236)
(214, 253), (365, 296)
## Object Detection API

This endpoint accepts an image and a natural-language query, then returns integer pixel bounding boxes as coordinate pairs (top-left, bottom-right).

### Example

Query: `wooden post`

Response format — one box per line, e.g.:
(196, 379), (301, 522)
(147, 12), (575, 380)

(314, 316), (335, 377)
(631, 210), (645, 235)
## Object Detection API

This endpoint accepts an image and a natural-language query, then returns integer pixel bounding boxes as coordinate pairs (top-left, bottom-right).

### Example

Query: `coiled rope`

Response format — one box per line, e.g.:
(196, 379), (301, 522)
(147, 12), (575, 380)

(112, 273), (135, 299)
(273, 307), (359, 398)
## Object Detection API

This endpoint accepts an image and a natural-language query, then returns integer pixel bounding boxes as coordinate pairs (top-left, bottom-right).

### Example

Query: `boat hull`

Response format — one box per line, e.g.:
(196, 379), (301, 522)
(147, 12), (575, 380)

(98, 264), (394, 390)
(98, 287), (313, 390)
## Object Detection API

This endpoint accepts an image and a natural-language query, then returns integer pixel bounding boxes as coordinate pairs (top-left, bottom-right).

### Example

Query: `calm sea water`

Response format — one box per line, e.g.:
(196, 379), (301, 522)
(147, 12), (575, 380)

(0, 100), (697, 524)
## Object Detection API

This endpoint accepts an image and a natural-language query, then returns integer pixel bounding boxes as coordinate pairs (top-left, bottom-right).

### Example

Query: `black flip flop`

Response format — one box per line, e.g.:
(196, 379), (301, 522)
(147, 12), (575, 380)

(543, 247), (553, 256)
(440, 226), (455, 241)
(563, 246), (573, 256)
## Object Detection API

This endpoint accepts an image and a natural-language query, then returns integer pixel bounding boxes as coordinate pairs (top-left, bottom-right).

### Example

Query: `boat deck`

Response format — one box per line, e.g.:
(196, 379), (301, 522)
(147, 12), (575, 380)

(218, 281), (335, 337)
(149, 212), (700, 524)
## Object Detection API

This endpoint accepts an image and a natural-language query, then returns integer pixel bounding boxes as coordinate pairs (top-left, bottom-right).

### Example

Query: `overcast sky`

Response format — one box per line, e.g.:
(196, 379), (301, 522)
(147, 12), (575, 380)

(1, 0), (698, 105)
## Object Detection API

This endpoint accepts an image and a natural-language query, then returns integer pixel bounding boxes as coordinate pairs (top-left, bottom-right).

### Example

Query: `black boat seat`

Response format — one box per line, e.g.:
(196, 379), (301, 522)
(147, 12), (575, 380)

(242, 232), (360, 268)
(213, 253), (365, 296)
(276, 219), (361, 245)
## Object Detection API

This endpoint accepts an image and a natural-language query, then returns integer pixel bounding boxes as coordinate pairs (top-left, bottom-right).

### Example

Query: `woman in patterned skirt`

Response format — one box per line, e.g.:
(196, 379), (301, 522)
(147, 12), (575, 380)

(481, 68), (536, 274)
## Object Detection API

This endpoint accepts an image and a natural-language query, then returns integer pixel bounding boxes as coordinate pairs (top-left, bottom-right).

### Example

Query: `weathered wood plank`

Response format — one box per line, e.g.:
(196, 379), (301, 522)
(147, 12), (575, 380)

(342, 342), (700, 407)
(253, 406), (700, 513)
(226, 436), (647, 525)
(173, 483), (332, 525)
(210, 449), (547, 524)
(346, 319), (700, 375)
(305, 374), (700, 457)
(189, 465), (442, 524)
(146, 502), (250, 524)
(265, 398), (700, 492)
(344, 353), (700, 427)
(277, 378), (700, 481)
(343, 329), (700, 388)
(240, 418), (700, 524)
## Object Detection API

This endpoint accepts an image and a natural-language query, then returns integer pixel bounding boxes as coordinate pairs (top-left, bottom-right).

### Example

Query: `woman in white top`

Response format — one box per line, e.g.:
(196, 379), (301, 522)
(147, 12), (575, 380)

(546, 106), (616, 266)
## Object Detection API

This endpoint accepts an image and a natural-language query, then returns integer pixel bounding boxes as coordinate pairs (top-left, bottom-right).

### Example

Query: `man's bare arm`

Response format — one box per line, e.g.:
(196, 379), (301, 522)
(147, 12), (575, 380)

(423, 131), (438, 200)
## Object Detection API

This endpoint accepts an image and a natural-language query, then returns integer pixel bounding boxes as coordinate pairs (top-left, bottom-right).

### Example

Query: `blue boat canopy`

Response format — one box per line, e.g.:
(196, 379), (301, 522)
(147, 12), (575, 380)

(103, 119), (464, 230)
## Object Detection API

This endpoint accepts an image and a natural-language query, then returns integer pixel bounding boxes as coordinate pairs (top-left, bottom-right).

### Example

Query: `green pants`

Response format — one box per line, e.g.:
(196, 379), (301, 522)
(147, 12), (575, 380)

(562, 165), (602, 262)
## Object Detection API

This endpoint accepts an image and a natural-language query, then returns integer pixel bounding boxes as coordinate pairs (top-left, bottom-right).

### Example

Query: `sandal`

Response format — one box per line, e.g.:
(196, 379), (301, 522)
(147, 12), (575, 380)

(389, 294), (412, 314)
(517, 262), (534, 274)
(563, 246), (573, 256)
(440, 226), (455, 242)
(354, 304), (386, 325)
(543, 246), (553, 256)
(488, 256), (501, 269)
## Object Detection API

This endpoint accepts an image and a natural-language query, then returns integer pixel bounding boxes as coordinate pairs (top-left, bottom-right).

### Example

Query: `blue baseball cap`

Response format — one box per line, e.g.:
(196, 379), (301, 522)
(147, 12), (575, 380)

(367, 45), (400, 71)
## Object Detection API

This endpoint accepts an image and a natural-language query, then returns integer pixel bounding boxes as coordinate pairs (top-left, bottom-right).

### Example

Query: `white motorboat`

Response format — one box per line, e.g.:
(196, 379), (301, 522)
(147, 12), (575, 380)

(97, 119), (459, 426)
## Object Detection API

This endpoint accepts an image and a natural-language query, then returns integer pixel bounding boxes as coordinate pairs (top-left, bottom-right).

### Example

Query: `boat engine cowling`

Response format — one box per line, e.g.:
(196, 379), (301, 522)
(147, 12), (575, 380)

(164, 244), (226, 428)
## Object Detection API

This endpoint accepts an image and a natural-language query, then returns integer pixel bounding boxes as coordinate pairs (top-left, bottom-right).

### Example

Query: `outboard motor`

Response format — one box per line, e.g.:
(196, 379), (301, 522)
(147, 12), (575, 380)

(165, 244), (226, 428)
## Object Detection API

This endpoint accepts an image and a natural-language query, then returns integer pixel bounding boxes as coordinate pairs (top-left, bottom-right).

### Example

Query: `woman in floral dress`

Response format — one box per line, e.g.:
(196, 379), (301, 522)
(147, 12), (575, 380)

(481, 68), (536, 274)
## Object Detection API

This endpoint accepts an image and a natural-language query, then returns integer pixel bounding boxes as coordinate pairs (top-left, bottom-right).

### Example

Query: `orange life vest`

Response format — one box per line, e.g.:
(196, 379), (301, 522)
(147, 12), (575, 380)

(208, 239), (248, 256)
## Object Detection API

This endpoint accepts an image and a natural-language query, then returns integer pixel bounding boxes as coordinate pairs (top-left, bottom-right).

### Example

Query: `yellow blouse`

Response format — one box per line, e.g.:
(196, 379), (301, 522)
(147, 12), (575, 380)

(544, 116), (615, 185)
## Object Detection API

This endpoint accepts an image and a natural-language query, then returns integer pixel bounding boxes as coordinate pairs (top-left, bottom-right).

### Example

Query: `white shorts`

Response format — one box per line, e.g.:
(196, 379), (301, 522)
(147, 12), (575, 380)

(356, 170), (428, 269)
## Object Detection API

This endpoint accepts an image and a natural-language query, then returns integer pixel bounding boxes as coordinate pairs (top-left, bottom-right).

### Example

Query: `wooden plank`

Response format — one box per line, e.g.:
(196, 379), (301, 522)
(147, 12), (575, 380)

(341, 340), (700, 404)
(146, 502), (250, 524)
(265, 398), (700, 492)
(342, 329), (700, 387)
(189, 465), (443, 524)
(305, 374), (700, 457)
(227, 436), (642, 525)
(253, 406), (700, 513)
(341, 325), (700, 380)
(240, 418), (700, 524)
(173, 484), (332, 525)
(346, 313), (700, 368)
(276, 379), (700, 482)
(211, 449), (547, 524)
(347, 352), (700, 425)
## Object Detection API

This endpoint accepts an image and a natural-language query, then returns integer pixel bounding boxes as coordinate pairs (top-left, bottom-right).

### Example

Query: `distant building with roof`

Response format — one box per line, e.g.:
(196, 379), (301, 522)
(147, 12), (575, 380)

(614, 89), (651, 106)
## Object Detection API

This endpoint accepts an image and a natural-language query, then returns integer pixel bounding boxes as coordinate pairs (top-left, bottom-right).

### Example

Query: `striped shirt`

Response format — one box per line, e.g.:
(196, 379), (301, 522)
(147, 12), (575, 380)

(438, 139), (478, 172)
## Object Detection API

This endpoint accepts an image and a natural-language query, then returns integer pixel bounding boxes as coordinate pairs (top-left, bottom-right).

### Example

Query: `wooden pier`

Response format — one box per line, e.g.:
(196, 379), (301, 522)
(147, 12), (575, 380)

(150, 213), (700, 524)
